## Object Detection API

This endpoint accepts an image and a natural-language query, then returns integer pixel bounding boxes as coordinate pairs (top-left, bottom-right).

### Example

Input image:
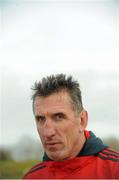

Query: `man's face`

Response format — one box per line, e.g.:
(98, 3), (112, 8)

(33, 91), (87, 161)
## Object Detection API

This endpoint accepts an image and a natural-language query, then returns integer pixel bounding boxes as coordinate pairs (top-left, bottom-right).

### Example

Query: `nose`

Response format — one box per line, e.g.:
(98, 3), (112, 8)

(43, 119), (56, 139)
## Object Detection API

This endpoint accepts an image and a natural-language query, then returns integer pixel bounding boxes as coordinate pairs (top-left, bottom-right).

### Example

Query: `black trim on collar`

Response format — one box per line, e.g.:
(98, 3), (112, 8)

(79, 131), (108, 156)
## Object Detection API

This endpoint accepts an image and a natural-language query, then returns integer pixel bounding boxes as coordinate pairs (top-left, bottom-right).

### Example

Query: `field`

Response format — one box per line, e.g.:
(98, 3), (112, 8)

(0, 160), (39, 179)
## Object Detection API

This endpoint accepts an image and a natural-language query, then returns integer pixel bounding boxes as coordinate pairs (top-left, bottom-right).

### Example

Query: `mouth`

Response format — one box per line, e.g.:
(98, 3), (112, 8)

(45, 142), (60, 145)
(44, 142), (61, 149)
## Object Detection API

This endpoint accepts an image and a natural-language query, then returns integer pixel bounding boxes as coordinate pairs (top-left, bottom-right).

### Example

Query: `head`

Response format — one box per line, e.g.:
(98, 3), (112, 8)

(32, 74), (88, 161)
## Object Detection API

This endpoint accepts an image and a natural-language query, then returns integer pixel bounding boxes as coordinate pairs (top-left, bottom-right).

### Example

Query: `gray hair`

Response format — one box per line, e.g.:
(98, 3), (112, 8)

(32, 74), (83, 114)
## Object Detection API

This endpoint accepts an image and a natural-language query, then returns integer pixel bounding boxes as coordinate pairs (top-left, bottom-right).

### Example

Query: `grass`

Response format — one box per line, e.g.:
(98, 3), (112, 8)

(0, 160), (40, 179)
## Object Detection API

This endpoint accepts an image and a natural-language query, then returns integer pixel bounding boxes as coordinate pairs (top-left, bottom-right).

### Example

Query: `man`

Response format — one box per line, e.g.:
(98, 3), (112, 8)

(23, 74), (119, 179)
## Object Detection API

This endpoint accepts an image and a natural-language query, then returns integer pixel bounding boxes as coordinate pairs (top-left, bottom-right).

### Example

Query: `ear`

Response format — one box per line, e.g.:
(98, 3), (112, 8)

(79, 110), (88, 132)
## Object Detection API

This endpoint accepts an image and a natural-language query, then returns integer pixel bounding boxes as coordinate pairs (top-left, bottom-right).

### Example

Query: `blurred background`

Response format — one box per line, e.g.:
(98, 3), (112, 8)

(0, 0), (119, 178)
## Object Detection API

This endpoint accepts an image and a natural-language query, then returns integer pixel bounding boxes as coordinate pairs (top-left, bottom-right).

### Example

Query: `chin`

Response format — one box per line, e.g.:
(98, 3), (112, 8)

(47, 149), (68, 161)
(47, 152), (60, 160)
(49, 155), (64, 161)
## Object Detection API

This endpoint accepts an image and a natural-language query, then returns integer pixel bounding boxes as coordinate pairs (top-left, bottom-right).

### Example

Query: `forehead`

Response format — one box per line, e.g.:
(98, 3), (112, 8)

(33, 91), (72, 114)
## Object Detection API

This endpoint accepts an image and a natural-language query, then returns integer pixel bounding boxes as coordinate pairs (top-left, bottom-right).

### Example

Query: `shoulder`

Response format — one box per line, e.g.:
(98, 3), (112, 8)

(97, 147), (119, 162)
(23, 162), (47, 179)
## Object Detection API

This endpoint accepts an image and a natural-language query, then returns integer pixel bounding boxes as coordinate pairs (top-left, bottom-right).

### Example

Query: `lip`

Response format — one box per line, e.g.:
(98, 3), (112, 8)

(44, 142), (61, 147)
(45, 142), (60, 145)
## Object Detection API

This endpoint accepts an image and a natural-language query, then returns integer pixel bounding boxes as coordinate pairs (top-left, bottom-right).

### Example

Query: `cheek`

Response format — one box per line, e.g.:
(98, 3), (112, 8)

(65, 123), (80, 142)
(59, 127), (73, 142)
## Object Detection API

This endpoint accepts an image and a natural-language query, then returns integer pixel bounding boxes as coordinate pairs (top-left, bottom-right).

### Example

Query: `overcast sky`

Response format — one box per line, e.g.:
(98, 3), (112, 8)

(0, 0), (119, 146)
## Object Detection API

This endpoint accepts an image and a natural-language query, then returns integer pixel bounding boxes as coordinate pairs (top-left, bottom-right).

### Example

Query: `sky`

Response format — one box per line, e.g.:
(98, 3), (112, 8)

(0, 0), (119, 146)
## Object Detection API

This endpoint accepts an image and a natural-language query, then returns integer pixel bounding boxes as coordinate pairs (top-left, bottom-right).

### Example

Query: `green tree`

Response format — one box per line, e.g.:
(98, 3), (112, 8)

(0, 148), (12, 161)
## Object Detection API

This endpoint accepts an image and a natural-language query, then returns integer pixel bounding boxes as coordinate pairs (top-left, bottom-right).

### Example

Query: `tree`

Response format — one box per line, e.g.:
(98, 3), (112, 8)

(0, 148), (12, 161)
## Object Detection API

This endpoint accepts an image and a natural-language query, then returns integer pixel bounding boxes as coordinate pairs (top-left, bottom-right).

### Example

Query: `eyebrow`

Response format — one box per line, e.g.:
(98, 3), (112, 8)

(35, 111), (66, 119)
(52, 112), (66, 117)
(53, 112), (65, 115)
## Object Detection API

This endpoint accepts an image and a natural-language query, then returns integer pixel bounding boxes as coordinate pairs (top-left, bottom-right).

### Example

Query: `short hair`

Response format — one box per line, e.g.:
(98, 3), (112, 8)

(32, 74), (83, 114)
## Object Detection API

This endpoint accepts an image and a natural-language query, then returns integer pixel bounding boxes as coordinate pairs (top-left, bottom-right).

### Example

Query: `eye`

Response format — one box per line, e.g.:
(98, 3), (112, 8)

(54, 113), (65, 121)
(35, 115), (45, 123)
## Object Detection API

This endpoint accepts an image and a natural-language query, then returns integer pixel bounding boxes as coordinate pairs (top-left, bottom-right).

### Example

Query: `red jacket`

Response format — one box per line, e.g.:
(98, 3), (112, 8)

(23, 131), (119, 179)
